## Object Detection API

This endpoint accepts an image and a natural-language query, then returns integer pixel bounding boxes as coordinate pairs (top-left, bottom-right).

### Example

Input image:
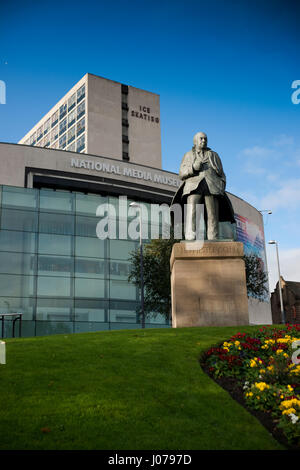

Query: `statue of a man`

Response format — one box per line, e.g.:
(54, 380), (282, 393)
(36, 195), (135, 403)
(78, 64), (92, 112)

(172, 132), (235, 241)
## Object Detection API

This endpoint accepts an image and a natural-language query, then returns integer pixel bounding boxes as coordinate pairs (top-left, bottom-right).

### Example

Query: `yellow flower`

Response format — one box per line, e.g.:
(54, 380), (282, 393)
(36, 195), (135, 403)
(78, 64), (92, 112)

(276, 349), (283, 355)
(254, 382), (270, 392)
(282, 408), (296, 415)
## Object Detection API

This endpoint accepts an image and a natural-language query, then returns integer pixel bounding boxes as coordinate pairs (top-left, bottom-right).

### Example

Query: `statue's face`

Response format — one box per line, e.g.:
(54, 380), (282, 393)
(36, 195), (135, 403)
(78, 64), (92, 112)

(195, 133), (207, 149)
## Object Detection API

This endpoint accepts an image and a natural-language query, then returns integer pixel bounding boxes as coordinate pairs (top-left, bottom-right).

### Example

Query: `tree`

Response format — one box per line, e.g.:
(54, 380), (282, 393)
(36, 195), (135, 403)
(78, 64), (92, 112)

(128, 240), (269, 322)
(128, 235), (178, 322)
(243, 253), (269, 301)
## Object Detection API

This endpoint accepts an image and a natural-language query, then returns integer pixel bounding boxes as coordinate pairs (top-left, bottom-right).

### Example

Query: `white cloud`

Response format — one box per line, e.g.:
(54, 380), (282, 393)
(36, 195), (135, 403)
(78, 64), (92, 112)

(266, 246), (300, 292)
(242, 145), (275, 158)
(272, 134), (294, 147)
(260, 179), (300, 211)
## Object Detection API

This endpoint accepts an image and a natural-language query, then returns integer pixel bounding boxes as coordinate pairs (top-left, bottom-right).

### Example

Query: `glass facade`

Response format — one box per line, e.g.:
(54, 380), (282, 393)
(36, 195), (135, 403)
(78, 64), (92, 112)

(24, 83), (86, 154)
(0, 185), (169, 337)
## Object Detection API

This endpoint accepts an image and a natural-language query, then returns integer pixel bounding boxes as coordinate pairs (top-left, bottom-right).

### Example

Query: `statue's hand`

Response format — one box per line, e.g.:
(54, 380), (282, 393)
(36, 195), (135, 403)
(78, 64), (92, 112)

(193, 158), (202, 172)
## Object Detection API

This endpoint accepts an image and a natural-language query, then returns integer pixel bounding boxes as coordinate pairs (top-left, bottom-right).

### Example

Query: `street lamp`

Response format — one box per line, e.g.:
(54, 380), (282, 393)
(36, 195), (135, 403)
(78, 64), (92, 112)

(259, 210), (272, 215)
(268, 240), (285, 324)
(129, 202), (145, 328)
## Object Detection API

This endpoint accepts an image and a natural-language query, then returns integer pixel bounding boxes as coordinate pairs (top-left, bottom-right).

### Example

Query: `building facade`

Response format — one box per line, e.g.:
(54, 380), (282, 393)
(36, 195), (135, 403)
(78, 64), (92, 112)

(0, 74), (272, 337)
(18, 74), (162, 168)
(271, 277), (300, 324)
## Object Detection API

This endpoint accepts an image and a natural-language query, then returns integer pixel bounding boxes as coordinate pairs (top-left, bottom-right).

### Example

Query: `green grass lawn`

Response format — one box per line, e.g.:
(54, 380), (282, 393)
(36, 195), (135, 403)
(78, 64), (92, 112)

(0, 326), (285, 450)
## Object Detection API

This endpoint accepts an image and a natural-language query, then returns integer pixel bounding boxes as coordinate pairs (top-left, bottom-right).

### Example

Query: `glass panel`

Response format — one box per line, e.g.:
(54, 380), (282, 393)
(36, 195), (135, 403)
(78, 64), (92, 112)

(74, 299), (107, 322)
(39, 189), (74, 213)
(75, 236), (105, 258)
(0, 230), (36, 253)
(59, 117), (67, 135)
(51, 125), (58, 142)
(75, 192), (107, 216)
(75, 278), (105, 298)
(0, 252), (36, 275)
(59, 103), (67, 119)
(67, 142), (75, 152)
(110, 309), (137, 323)
(37, 126), (43, 141)
(38, 233), (72, 256)
(1, 208), (38, 232)
(1, 186), (38, 210)
(44, 118), (50, 135)
(59, 134), (66, 149)
(38, 255), (73, 277)
(36, 298), (73, 321)
(76, 134), (85, 152)
(37, 276), (71, 297)
(0, 297), (34, 320)
(109, 280), (137, 300)
(109, 240), (137, 260)
(109, 260), (131, 280)
(67, 126), (75, 144)
(36, 321), (73, 336)
(68, 93), (76, 111)
(77, 100), (85, 119)
(39, 212), (74, 235)
(75, 215), (98, 238)
(30, 132), (36, 145)
(77, 84), (85, 103)
(51, 111), (58, 127)
(68, 109), (76, 127)
(0, 274), (34, 297)
(75, 258), (106, 278)
(77, 117), (85, 136)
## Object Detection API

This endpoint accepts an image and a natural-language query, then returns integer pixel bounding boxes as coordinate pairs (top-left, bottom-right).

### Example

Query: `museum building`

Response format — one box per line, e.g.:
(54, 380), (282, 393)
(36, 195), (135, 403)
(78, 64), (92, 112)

(0, 74), (272, 337)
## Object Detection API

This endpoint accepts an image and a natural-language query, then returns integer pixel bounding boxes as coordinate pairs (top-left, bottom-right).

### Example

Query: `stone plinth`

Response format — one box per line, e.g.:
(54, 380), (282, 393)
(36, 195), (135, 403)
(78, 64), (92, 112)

(170, 241), (249, 327)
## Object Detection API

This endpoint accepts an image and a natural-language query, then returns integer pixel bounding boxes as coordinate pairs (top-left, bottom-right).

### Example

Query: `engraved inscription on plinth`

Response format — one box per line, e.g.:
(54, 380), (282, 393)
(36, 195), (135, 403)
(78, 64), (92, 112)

(170, 241), (249, 327)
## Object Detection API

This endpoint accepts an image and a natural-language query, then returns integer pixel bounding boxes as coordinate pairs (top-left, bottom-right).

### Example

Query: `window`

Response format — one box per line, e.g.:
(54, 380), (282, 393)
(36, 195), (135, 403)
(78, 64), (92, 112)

(77, 84), (85, 103)
(52, 140), (58, 149)
(30, 133), (36, 145)
(66, 142), (75, 152)
(76, 134), (85, 153)
(37, 126), (43, 142)
(59, 117), (67, 136)
(77, 100), (85, 120)
(44, 118), (50, 135)
(77, 117), (85, 136)
(44, 134), (50, 147)
(68, 93), (76, 111)
(59, 133), (66, 149)
(59, 102), (67, 120)
(51, 125), (58, 142)
(68, 109), (76, 128)
(67, 126), (75, 144)
(51, 111), (58, 127)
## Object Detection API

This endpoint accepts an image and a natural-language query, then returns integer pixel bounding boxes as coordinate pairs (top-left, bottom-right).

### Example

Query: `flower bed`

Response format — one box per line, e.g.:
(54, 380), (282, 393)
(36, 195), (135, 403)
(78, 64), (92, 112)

(202, 325), (300, 448)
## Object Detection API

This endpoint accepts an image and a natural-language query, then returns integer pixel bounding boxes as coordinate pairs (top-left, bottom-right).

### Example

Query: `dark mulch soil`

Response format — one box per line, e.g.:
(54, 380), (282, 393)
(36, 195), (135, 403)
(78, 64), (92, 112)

(199, 353), (299, 451)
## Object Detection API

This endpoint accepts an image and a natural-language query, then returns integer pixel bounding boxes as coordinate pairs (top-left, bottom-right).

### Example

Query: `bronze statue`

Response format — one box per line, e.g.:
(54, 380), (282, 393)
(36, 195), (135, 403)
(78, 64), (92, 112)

(172, 132), (235, 240)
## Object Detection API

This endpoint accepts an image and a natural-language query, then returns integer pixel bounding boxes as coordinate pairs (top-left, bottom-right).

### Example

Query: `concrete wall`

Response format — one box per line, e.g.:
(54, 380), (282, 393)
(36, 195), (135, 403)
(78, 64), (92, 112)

(128, 86), (162, 168)
(0, 142), (179, 193)
(87, 74), (122, 160)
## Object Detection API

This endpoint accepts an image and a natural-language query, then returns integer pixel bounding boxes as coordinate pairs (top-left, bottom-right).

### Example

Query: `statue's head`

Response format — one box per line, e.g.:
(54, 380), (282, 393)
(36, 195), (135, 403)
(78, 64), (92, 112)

(193, 132), (207, 150)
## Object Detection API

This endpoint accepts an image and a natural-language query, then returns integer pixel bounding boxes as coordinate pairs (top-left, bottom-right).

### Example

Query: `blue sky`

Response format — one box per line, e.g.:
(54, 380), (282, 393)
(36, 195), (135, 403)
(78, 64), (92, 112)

(0, 0), (300, 290)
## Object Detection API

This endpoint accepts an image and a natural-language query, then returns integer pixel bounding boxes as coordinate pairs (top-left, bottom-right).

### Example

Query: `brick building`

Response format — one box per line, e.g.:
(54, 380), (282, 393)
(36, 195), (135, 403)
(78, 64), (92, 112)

(271, 276), (300, 324)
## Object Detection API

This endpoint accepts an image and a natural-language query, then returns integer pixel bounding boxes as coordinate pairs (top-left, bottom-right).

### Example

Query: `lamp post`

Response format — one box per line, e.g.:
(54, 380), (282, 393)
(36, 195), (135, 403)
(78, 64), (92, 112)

(129, 202), (145, 328)
(268, 240), (285, 324)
